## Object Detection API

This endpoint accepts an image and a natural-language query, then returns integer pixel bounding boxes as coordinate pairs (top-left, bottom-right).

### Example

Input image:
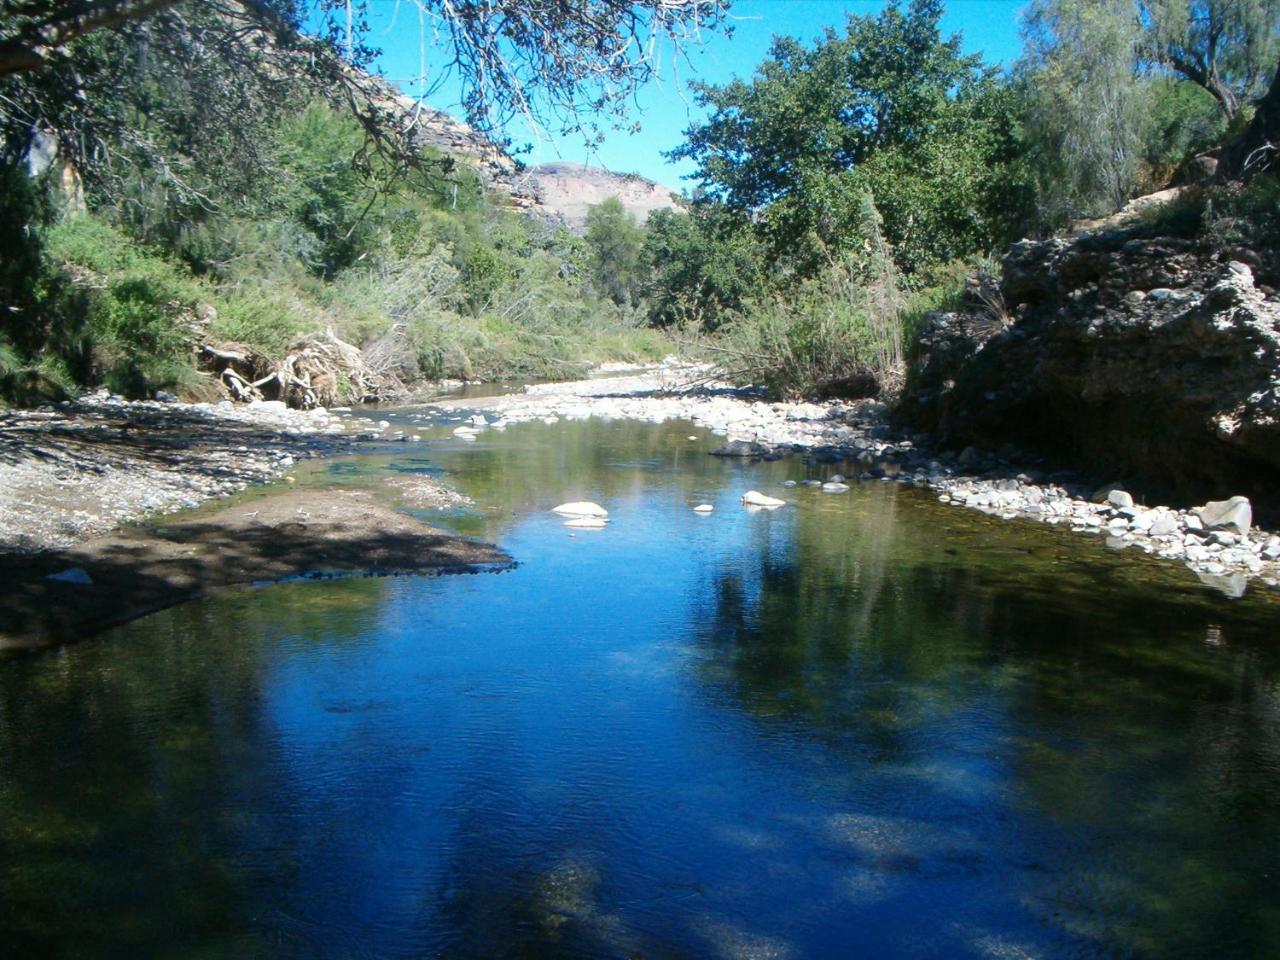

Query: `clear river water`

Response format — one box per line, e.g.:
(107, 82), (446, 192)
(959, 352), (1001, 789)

(2, 409), (1279, 959)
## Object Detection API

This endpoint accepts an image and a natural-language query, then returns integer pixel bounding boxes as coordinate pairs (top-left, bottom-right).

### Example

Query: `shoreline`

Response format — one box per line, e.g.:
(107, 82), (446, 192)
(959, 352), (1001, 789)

(428, 364), (1280, 597)
(0, 393), (509, 648)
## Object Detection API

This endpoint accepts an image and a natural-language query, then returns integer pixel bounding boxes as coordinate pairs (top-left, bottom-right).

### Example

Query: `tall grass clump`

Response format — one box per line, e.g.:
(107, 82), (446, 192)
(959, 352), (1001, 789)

(715, 194), (906, 400)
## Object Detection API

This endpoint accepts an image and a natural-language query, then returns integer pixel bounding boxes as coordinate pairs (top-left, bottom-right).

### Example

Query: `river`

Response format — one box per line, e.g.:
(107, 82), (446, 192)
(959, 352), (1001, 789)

(1, 410), (1278, 958)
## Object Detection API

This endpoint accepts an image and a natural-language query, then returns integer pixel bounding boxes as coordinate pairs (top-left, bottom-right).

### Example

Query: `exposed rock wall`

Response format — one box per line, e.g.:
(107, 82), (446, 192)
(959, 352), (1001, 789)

(899, 228), (1280, 520)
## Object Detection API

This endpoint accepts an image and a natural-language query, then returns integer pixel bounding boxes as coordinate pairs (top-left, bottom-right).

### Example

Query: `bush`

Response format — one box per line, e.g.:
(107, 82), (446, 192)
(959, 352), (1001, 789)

(717, 254), (905, 400)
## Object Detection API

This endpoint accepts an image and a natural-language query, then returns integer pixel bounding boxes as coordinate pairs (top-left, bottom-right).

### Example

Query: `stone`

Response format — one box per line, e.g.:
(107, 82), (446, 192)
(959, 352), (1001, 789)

(564, 516), (607, 529)
(1196, 496), (1252, 537)
(780, 480), (797, 487)
(1106, 489), (1135, 509)
(741, 490), (786, 508)
(821, 482), (850, 493)
(1148, 511), (1180, 537)
(710, 439), (770, 458)
(552, 501), (608, 518)
(693, 504), (714, 514)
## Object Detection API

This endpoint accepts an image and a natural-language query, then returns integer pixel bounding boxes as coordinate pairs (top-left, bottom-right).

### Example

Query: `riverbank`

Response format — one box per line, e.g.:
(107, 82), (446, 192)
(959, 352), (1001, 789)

(0, 391), (353, 551)
(428, 364), (1280, 596)
(0, 392), (510, 647)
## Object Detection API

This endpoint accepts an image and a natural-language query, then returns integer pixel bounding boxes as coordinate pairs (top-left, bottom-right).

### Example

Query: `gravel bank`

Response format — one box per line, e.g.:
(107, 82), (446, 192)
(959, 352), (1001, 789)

(429, 363), (1280, 596)
(0, 391), (351, 551)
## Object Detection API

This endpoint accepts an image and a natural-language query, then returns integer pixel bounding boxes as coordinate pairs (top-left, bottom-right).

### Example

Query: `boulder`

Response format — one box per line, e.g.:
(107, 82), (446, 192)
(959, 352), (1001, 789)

(693, 504), (714, 514)
(1196, 496), (1252, 537)
(741, 490), (786, 508)
(898, 233), (1280, 518)
(1106, 489), (1135, 509)
(553, 501), (609, 518)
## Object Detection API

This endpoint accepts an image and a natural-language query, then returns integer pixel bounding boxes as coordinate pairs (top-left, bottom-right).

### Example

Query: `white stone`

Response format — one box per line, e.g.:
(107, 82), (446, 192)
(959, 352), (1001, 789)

(553, 501), (608, 518)
(741, 490), (786, 508)
(693, 504), (714, 513)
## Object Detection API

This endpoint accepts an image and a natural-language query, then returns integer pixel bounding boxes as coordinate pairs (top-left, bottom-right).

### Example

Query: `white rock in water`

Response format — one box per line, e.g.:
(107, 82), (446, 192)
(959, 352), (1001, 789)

(453, 426), (478, 437)
(821, 482), (850, 493)
(565, 516), (608, 528)
(741, 490), (786, 508)
(694, 504), (714, 513)
(470, 414), (487, 426)
(553, 501), (609, 518)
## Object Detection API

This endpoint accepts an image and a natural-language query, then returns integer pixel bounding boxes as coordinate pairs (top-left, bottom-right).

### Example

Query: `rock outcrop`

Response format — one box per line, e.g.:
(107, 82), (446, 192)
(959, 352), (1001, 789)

(900, 227), (1280, 520)
(514, 161), (681, 232)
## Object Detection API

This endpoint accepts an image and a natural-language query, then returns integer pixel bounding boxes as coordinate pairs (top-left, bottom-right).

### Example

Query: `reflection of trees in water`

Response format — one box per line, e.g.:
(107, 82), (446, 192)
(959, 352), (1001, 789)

(423, 418), (735, 541)
(0, 579), (387, 957)
(690, 492), (1280, 957)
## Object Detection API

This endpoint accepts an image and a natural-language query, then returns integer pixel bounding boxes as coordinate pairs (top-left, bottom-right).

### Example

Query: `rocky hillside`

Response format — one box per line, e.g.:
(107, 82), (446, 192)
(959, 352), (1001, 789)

(899, 219), (1280, 521)
(388, 98), (680, 229)
(513, 162), (681, 231)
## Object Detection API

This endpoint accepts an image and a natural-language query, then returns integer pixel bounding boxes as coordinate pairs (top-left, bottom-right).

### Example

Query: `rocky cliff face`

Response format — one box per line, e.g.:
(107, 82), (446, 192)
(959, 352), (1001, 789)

(385, 98), (680, 229)
(900, 228), (1280, 519)
(513, 162), (681, 231)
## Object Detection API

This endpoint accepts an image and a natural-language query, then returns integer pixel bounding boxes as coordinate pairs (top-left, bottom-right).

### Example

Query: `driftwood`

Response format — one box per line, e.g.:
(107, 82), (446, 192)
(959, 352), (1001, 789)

(199, 330), (400, 409)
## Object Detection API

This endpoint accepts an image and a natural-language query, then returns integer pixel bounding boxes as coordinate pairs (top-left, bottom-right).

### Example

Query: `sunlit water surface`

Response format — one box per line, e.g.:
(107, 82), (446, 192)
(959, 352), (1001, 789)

(2, 413), (1279, 959)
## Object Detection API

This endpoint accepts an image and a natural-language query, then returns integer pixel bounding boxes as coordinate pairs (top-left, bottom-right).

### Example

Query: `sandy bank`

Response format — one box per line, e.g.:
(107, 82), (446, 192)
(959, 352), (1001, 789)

(0, 487), (511, 649)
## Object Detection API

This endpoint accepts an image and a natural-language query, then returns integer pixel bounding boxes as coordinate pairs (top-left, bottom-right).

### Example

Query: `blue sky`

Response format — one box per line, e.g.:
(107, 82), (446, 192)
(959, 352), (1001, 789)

(367, 1), (1028, 187)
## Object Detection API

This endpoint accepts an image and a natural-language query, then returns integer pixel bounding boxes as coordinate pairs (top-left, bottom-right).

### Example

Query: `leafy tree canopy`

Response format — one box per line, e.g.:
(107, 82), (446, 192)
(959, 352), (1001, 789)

(670, 0), (1028, 273)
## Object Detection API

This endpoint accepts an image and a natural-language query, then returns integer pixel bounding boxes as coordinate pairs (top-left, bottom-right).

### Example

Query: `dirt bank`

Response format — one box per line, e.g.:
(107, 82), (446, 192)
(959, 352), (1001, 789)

(0, 392), (352, 551)
(0, 487), (511, 650)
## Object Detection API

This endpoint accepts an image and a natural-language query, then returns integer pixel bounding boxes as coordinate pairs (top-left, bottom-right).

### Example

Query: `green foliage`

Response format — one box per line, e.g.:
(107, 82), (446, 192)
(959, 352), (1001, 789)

(1140, 0), (1280, 117)
(39, 216), (203, 396)
(642, 205), (765, 327)
(584, 198), (646, 307)
(672, 0), (1025, 275)
(715, 195), (905, 399)
(1019, 0), (1150, 226)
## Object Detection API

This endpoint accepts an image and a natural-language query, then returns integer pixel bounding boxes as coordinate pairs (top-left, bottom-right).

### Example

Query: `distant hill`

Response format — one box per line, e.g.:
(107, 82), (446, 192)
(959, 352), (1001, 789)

(515, 162), (683, 231)
(382, 94), (682, 230)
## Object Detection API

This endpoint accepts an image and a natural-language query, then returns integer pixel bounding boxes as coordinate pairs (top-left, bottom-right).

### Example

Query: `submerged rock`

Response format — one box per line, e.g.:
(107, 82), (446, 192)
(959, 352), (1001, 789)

(711, 439), (771, 458)
(564, 516), (607, 529)
(693, 504), (714, 514)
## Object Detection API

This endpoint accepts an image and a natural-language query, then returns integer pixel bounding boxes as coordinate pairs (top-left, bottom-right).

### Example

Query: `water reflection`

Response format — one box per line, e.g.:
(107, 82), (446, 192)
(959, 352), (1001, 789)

(1, 416), (1278, 958)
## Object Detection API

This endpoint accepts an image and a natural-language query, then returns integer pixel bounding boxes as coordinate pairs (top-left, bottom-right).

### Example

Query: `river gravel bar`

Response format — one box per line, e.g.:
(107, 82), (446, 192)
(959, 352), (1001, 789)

(0, 391), (351, 551)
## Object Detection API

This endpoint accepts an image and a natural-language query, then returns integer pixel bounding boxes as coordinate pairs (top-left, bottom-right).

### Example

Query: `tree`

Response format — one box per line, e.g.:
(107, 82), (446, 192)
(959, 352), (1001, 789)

(671, 0), (1024, 273)
(642, 204), (764, 327)
(0, 1), (731, 158)
(583, 197), (644, 307)
(1138, 0), (1280, 119)
(1018, 0), (1150, 223)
